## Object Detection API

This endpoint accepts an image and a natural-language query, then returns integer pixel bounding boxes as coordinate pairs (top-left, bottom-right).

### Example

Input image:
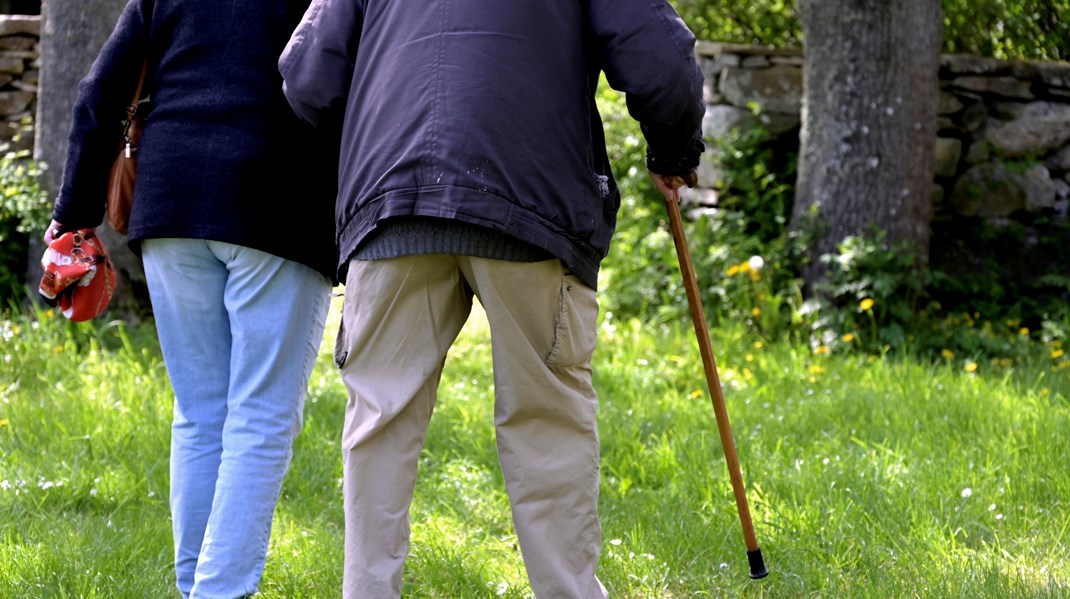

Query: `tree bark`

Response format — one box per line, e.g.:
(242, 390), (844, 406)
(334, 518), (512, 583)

(34, 0), (150, 318)
(791, 0), (943, 290)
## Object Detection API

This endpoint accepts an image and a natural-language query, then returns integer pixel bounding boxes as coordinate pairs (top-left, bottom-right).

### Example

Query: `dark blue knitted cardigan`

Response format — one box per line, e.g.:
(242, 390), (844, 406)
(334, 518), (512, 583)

(51, 0), (338, 281)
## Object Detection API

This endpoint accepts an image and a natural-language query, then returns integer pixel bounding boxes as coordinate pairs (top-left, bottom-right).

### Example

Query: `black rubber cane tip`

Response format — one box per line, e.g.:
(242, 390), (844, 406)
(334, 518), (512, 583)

(747, 549), (769, 579)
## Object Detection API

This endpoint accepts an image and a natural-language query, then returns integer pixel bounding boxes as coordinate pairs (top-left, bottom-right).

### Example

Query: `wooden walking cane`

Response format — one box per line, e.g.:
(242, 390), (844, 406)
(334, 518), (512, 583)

(661, 187), (769, 579)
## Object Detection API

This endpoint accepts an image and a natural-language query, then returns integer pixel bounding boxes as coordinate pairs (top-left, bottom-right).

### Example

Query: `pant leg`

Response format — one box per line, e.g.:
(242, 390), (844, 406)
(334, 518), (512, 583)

(461, 257), (608, 599)
(338, 255), (472, 599)
(189, 240), (331, 598)
(143, 238), (331, 598)
(143, 239), (232, 599)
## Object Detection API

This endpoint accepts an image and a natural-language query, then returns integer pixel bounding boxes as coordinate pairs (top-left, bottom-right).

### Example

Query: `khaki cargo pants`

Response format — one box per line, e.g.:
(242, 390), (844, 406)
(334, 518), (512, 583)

(336, 255), (609, 599)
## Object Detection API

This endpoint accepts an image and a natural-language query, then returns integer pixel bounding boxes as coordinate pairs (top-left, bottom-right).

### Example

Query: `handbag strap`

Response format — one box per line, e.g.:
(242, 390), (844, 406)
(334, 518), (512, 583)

(124, 0), (155, 122)
(122, 2), (155, 128)
(123, 57), (149, 122)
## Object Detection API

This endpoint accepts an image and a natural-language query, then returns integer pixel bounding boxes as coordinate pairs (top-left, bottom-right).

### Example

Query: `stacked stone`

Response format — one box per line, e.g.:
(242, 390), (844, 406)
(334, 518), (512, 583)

(695, 41), (1070, 224)
(939, 54), (1070, 222)
(0, 14), (37, 153)
(691, 42), (803, 211)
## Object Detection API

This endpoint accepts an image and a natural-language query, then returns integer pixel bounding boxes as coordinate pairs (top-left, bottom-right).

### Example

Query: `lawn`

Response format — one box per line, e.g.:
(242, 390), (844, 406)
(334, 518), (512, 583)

(1, 300), (1068, 598)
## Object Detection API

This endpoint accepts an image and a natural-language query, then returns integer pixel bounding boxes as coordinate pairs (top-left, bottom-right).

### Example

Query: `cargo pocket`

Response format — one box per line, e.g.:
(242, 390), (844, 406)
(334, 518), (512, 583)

(333, 310), (349, 369)
(545, 273), (599, 368)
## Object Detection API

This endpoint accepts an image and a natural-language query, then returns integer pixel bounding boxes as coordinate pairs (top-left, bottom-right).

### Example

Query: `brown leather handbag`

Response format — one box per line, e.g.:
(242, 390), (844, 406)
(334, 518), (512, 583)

(106, 57), (150, 236)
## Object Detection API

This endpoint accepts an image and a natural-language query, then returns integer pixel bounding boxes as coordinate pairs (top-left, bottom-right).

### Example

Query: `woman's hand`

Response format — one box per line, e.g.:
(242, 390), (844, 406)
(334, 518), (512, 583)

(43, 219), (65, 245)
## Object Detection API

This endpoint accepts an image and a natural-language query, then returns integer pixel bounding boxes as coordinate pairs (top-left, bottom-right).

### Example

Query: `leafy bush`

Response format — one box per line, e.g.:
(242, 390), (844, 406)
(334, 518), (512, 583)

(805, 233), (930, 353)
(669, 0), (1069, 61)
(599, 91), (805, 340)
(943, 0), (1070, 61)
(0, 149), (51, 237)
(599, 88), (1069, 371)
(801, 230), (1069, 374)
(0, 142), (51, 301)
(670, 0), (801, 48)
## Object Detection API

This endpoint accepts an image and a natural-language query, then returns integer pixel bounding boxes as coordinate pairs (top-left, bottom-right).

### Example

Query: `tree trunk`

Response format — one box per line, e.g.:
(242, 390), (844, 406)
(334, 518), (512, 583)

(33, 0), (150, 319)
(791, 0), (942, 291)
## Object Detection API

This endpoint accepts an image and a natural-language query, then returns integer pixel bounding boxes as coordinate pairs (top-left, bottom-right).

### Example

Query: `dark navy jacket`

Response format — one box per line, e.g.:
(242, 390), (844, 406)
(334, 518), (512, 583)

(279, 0), (704, 286)
(52, 0), (338, 280)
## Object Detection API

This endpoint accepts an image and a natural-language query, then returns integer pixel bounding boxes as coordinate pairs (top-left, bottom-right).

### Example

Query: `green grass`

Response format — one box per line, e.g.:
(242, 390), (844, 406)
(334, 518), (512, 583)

(1, 300), (1068, 598)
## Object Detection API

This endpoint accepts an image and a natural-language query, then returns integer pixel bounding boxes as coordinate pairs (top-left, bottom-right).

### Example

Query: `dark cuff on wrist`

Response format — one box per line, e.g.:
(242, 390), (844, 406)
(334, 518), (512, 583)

(646, 138), (705, 177)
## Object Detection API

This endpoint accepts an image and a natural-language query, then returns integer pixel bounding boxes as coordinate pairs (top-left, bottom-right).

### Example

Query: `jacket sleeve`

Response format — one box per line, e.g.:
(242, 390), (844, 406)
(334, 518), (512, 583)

(278, 0), (363, 131)
(51, 0), (152, 229)
(587, 0), (705, 177)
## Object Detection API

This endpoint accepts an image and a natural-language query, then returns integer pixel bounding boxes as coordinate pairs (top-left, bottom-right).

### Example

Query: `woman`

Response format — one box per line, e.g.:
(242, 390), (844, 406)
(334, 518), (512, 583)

(44, 1), (338, 596)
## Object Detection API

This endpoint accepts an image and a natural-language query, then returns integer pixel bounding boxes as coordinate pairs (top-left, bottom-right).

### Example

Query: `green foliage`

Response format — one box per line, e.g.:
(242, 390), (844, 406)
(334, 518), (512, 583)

(929, 215), (1070, 323)
(808, 233), (929, 353)
(0, 141), (51, 301)
(599, 87), (1068, 370)
(943, 0), (1070, 61)
(790, 231), (1068, 373)
(0, 117), (52, 240)
(669, 0), (1069, 61)
(0, 149), (50, 239)
(670, 0), (801, 47)
(0, 219), (26, 301)
(600, 89), (811, 343)
(596, 82), (689, 322)
(708, 110), (797, 244)
(923, 213), (1070, 368)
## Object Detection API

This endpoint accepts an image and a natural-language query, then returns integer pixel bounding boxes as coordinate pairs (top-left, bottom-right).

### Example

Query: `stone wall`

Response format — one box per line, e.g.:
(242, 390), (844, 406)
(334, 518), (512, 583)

(7, 15), (1070, 228)
(695, 40), (1070, 225)
(0, 14), (37, 153)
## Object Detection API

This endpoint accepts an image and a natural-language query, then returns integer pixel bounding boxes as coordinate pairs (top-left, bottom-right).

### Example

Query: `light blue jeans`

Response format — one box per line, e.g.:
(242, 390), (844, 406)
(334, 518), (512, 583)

(142, 239), (330, 599)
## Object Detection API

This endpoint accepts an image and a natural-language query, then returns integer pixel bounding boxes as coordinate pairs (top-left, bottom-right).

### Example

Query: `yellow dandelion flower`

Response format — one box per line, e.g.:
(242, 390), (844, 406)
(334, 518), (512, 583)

(859, 298), (875, 311)
(751, 307), (762, 317)
(867, 355), (879, 362)
(753, 341), (764, 349)
(53, 345), (65, 353)
(808, 364), (826, 375)
(0, 418), (9, 427)
(941, 349), (954, 360)
(745, 354), (755, 363)
(726, 265), (741, 277)
(814, 345), (830, 355)
(749, 270), (761, 282)
(808, 376), (817, 383)
(1019, 327), (1030, 336)
(1053, 349), (1066, 360)
(1041, 388), (1051, 397)
(841, 333), (856, 343)
(688, 389), (704, 400)
(742, 368), (754, 381)
(738, 261), (752, 273)
(964, 361), (978, 373)
(46, 309), (54, 318)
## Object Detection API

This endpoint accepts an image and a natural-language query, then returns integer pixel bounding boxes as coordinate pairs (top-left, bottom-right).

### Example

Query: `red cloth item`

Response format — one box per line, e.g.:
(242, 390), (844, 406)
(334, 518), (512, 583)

(38, 229), (116, 322)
